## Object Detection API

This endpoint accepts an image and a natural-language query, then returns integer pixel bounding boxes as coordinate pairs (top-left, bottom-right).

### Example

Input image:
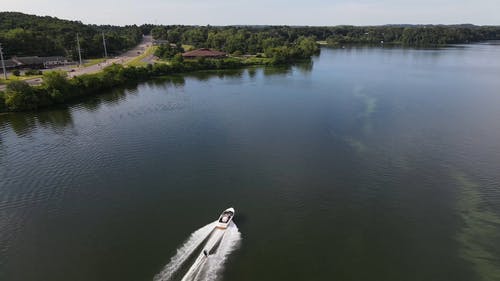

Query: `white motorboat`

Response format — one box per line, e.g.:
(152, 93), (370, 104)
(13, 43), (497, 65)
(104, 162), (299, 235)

(216, 207), (235, 230)
(181, 207), (236, 281)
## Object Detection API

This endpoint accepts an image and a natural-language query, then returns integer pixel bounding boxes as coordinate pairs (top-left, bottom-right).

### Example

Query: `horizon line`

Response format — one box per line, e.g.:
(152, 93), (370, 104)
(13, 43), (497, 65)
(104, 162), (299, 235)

(3, 11), (500, 28)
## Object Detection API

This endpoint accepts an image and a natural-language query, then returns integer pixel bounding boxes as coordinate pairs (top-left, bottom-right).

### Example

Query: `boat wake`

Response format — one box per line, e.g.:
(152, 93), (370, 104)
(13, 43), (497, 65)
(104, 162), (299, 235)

(154, 221), (241, 281)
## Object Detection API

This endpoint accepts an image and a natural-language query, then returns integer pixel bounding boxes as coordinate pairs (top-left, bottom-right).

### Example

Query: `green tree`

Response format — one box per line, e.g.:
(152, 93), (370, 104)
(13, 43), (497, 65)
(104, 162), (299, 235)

(296, 36), (319, 57)
(42, 71), (70, 102)
(154, 43), (184, 59)
(182, 28), (206, 46)
(151, 26), (168, 39)
(167, 28), (182, 43)
(4, 80), (39, 111)
(0, 12), (142, 58)
(172, 53), (184, 63)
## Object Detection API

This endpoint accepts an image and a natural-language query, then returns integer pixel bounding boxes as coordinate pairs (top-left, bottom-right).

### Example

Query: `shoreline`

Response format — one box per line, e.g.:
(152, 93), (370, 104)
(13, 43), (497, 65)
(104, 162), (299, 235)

(0, 58), (311, 114)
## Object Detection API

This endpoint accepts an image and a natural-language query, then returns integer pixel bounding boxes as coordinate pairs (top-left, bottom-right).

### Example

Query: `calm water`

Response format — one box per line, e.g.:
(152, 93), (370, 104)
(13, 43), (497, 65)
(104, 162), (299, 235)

(1, 44), (500, 281)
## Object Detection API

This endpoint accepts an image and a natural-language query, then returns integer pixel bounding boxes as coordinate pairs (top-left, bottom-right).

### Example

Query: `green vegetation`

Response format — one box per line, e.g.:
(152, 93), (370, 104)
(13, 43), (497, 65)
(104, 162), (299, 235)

(151, 26), (321, 58)
(154, 43), (184, 59)
(182, 44), (195, 51)
(0, 58), (277, 112)
(270, 36), (320, 63)
(25, 69), (43, 76)
(0, 25), (317, 113)
(0, 12), (142, 59)
(152, 28), (320, 64)
(149, 25), (500, 49)
(2, 80), (43, 111)
(324, 25), (500, 46)
(2, 12), (499, 62)
(82, 58), (106, 67)
(0, 73), (43, 85)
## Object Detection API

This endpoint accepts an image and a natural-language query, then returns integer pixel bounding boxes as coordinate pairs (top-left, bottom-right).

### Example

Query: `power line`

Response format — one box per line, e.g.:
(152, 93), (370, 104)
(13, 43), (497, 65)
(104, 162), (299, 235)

(76, 33), (83, 66)
(102, 32), (108, 58)
(0, 43), (7, 80)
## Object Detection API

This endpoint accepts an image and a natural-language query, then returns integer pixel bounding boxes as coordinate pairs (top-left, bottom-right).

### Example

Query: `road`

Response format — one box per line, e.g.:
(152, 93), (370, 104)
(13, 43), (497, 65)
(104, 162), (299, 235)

(0, 35), (153, 91)
(68, 35), (153, 77)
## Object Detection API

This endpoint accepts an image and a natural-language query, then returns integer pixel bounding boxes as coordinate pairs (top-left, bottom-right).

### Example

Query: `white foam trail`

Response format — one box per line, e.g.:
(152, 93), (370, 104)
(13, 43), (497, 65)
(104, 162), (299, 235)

(196, 222), (242, 281)
(154, 221), (218, 281)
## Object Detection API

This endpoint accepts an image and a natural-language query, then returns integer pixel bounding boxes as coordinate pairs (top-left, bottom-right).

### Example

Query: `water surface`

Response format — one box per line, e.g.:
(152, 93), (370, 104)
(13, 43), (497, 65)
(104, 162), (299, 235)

(1, 43), (500, 281)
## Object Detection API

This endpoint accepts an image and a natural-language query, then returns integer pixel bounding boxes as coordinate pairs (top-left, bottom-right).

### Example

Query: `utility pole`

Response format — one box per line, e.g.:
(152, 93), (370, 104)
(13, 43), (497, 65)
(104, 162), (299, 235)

(76, 33), (83, 66)
(0, 43), (7, 80)
(102, 32), (108, 58)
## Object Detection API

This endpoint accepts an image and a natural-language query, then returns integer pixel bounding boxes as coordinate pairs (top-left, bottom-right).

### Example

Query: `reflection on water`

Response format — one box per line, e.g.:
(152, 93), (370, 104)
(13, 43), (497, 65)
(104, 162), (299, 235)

(294, 60), (314, 74)
(0, 66), (313, 137)
(247, 68), (257, 78)
(0, 110), (74, 137)
(186, 69), (246, 81)
(37, 110), (74, 132)
(262, 65), (292, 76)
(149, 76), (187, 88)
(1, 45), (500, 281)
(0, 114), (37, 137)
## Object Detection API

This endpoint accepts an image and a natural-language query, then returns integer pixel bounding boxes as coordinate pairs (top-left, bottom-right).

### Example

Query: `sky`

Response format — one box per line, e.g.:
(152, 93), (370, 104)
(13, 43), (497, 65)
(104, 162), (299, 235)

(3, 0), (499, 26)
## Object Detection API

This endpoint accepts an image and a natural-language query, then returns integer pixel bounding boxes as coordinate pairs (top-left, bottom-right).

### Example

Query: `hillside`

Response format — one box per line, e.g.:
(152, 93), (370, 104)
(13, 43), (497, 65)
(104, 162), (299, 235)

(0, 12), (142, 59)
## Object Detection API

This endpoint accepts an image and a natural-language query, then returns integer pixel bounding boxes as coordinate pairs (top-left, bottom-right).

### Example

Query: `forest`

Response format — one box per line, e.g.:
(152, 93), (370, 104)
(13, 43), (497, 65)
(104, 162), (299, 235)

(2, 12), (499, 62)
(322, 25), (500, 46)
(0, 12), (143, 59)
(148, 25), (500, 49)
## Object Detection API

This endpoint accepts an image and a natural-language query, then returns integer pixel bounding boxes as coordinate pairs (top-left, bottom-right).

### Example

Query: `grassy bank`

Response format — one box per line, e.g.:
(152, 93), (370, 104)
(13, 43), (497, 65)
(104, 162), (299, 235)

(83, 58), (106, 67)
(0, 74), (43, 85)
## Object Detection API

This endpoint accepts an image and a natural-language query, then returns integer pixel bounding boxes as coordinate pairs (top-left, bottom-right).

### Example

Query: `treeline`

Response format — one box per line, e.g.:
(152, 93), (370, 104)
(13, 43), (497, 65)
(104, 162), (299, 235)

(0, 12), (142, 59)
(148, 25), (500, 48)
(150, 26), (322, 55)
(2, 11), (498, 61)
(154, 43), (184, 58)
(150, 26), (320, 63)
(324, 25), (500, 46)
(0, 57), (280, 112)
(153, 33), (319, 64)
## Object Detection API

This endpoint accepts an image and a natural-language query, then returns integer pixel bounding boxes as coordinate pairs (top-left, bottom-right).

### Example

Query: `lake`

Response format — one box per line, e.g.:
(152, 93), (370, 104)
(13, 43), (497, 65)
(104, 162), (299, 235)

(1, 43), (500, 281)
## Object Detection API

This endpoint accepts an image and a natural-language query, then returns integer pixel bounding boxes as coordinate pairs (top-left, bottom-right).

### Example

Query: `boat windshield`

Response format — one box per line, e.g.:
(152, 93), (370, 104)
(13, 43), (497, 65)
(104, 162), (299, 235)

(219, 212), (232, 223)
